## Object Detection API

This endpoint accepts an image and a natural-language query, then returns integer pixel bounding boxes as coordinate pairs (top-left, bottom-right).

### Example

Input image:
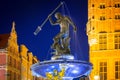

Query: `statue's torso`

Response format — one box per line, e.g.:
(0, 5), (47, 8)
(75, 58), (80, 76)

(57, 17), (69, 33)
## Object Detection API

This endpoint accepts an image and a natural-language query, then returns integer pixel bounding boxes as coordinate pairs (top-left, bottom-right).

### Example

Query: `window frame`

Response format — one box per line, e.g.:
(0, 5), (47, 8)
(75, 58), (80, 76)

(99, 62), (107, 80)
(99, 34), (107, 50)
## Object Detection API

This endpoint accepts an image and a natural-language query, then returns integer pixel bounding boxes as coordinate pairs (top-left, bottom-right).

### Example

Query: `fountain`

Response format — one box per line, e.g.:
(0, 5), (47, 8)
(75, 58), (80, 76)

(31, 2), (92, 80)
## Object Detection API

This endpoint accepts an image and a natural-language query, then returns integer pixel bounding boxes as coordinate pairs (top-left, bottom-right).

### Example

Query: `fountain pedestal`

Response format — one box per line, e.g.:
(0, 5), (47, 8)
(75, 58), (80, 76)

(31, 54), (92, 80)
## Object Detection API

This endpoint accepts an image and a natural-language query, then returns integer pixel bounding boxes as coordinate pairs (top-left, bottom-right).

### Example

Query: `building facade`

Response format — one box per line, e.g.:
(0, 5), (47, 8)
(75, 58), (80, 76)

(87, 0), (120, 80)
(0, 22), (42, 80)
(0, 49), (7, 80)
(7, 22), (21, 80)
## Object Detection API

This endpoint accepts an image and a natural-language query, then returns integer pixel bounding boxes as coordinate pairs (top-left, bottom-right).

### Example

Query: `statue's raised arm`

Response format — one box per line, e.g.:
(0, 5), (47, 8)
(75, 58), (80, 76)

(65, 16), (77, 32)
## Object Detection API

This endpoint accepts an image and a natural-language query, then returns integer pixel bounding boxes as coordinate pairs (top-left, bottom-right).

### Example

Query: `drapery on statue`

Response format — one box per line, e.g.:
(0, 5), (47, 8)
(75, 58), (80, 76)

(48, 12), (77, 55)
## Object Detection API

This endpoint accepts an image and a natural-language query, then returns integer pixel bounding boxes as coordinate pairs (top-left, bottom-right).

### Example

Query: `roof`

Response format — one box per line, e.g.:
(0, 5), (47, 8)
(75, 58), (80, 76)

(0, 34), (10, 49)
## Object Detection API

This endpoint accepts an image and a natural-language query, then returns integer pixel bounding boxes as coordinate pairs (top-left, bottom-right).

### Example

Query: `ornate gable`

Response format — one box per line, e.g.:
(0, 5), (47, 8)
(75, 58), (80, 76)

(7, 21), (19, 55)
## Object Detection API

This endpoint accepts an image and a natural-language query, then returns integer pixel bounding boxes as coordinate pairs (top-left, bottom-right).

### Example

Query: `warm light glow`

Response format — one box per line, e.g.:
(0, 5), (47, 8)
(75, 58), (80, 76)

(94, 75), (100, 80)
(89, 38), (97, 46)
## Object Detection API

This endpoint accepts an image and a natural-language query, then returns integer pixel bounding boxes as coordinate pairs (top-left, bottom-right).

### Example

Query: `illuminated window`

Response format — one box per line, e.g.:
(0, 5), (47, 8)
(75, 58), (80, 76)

(115, 15), (120, 19)
(92, 4), (94, 7)
(100, 4), (105, 9)
(99, 62), (107, 80)
(8, 56), (10, 65)
(7, 70), (10, 80)
(9, 47), (12, 52)
(99, 34), (107, 50)
(92, 16), (94, 19)
(18, 61), (21, 70)
(114, 34), (120, 49)
(100, 16), (105, 20)
(11, 58), (13, 67)
(14, 59), (16, 68)
(11, 71), (13, 80)
(14, 72), (15, 80)
(18, 74), (20, 80)
(115, 3), (120, 8)
(10, 56), (12, 66)
(16, 75), (18, 80)
(115, 61), (120, 79)
(10, 71), (12, 80)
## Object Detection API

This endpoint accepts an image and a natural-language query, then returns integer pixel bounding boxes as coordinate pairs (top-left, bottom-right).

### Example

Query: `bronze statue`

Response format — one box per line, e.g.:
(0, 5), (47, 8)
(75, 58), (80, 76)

(48, 12), (77, 55)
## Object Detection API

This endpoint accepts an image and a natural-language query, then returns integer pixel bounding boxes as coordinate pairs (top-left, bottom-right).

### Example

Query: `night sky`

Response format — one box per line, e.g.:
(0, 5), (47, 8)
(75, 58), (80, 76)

(0, 0), (89, 62)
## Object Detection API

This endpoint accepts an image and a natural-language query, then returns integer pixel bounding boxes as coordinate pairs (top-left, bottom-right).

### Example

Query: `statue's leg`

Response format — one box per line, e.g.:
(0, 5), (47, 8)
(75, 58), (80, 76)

(64, 36), (70, 48)
(55, 32), (65, 48)
(52, 32), (71, 55)
(52, 32), (64, 55)
(54, 32), (64, 39)
(63, 36), (70, 54)
(52, 32), (64, 48)
(52, 33), (61, 49)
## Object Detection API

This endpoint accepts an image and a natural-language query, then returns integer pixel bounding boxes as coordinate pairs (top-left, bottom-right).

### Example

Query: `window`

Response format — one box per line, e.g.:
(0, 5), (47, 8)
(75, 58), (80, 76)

(7, 70), (10, 80)
(92, 16), (94, 19)
(99, 34), (107, 50)
(115, 3), (120, 8)
(10, 71), (12, 80)
(10, 56), (12, 66)
(8, 56), (10, 65)
(92, 4), (94, 7)
(92, 27), (94, 30)
(100, 4), (105, 9)
(14, 59), (16, 68)
(115, 15), (120, 19)
(18, 61), (21, 70)
(17, 74), (20, 80)
(99, 62), (107, 80)
(115, 34), (120, 49)
(22, 65), (26, 72)
(115, 61), (120, 79)
(14, 72), (16, 80)
(11, 57), (13, 67)
(8, 71), (12, 80)
(100, 16), (105, 20)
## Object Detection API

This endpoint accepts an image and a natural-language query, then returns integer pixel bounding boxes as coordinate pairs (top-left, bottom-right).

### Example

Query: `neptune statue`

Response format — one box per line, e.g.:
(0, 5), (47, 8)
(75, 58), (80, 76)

(48, 12), (77, 55)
